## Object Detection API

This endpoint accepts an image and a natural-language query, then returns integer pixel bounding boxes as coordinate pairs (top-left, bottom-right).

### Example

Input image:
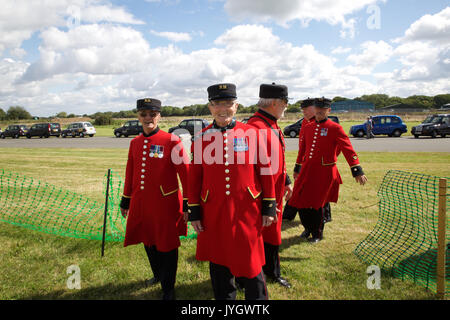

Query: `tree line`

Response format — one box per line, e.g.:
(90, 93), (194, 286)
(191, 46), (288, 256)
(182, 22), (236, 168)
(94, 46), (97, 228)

(1, 94), (449, 122)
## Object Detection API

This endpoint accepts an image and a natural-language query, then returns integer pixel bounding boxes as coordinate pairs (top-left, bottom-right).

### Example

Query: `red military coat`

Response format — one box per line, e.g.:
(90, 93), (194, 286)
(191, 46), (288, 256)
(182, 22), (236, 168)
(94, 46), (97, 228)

(295, 117), (315, 169)
(289, 118), (361, 210)
(122, 128), (189, 252)
(188, 120), (276, 279)
(247, 109), (287, 246)
(295, 116), (342, 172)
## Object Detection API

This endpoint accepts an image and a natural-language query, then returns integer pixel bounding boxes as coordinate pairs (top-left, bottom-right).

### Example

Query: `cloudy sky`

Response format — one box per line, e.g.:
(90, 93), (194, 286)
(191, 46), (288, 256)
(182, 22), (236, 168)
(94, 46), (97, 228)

(1, 0), (449, 116)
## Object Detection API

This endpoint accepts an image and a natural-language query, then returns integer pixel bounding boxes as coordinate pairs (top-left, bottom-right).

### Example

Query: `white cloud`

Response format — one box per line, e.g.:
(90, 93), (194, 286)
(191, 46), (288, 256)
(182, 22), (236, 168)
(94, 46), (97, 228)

(150, 30), (192, 42)
(19, 24), (153, 82)
(0, 0), (143, 55)
(346, 40), (393, 74)
(4, 24), (379, 115)
(332, 46), (352, 55)
(384, 7), (450, 83)
(224, 0), (384, 38)
(396, 6), (450, 44)
(2, 5), (450, 117)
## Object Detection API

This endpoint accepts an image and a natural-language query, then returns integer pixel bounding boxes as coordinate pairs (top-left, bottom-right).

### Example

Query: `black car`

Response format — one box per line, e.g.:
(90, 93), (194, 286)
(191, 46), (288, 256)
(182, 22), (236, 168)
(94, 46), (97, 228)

(114, 120), (143, 138)
(168, 119), (209, 136)
(26, 123), (61, 138)
(1, 124), (29, 139)
(283, 116), (340, 138)
(411, 114), (450, 138)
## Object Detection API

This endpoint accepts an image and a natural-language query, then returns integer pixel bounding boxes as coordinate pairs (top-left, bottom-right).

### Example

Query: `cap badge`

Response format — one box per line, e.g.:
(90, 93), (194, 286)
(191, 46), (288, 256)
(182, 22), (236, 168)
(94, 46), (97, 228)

(219, 84), (227, 90)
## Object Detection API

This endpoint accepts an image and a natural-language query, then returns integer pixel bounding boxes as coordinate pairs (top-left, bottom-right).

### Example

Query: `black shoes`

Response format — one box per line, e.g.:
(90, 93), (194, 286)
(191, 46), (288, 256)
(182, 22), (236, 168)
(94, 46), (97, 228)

(308, 237), (322, 244)
(273, 277), (292, 288)
(266, 276), (292, 288)
(300, 229), (311, 239)
(144, 277), (160, 287)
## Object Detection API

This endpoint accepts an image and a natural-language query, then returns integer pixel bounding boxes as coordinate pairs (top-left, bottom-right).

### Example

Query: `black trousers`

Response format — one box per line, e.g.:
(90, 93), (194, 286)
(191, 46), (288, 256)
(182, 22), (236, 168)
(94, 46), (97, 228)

(299, 208), (324, 239)
(144, 245), (178, 300)
(298, 203), (332, 235)
(283, 202), (332, 224)
(282, 202), (298, 221)
(209, 262), (268, 300)
(323, 202), (332, 223)
(262, 242), (280, 280)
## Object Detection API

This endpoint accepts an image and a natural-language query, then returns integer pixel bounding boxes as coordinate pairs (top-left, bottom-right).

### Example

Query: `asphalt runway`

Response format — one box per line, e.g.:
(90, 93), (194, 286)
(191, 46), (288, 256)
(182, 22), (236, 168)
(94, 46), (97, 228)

(1, 135), (449, 152)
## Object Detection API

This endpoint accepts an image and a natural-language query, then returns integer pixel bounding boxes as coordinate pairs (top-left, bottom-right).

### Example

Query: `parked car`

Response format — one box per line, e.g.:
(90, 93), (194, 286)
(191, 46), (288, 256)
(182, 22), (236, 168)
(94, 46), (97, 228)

(168, 118), (209, 136)
(26, 123), (61, 138)
(61, 122), (96, 138)
(411, 114), (450, 138)
(0, 124), (29, 139)
(283, 116), (340, 138)
(114, 120), (143, 138)
(350, 115), (407, 138)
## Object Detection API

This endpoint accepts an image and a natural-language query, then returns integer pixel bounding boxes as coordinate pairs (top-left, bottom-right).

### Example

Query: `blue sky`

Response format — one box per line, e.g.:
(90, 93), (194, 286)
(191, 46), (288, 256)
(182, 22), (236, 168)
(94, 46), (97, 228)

(0, 0), (449, 116)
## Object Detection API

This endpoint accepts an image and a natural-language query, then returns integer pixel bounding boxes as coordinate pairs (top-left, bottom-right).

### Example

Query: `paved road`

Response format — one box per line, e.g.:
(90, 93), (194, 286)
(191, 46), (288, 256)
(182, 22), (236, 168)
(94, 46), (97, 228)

(1, 135), (449, 152)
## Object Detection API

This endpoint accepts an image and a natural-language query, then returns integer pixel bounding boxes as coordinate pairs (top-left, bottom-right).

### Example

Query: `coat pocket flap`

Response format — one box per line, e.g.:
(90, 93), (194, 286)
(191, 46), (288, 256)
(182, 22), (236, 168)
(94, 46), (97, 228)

(247, 186), (262, 199)
(201, 189), (209, 203)
(321, 156), (337, 166)
(160, 185), (178, 197)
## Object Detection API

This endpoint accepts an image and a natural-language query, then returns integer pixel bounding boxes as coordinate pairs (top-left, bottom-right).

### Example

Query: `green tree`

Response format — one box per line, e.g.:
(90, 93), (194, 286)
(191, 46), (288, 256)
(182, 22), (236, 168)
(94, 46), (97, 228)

(0, 108), (6, 120)
(404, 95), (433, 109)
(356, 94), (390, 109)
(6, 106), (32, 120)
(286, 105), (301, 113)
(56, 111), (67, 118)
(433, 94), (450, 108)
(385, 96), (404, 107)
(332, 96), (349, 102)
(94, 114), (112, 125)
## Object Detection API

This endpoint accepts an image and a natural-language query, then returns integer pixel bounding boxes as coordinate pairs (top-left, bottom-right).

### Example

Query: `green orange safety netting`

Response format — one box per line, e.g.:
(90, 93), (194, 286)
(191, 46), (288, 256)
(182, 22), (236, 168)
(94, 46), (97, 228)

(0, 169), (197, 242)
(354, 170), (449, 294)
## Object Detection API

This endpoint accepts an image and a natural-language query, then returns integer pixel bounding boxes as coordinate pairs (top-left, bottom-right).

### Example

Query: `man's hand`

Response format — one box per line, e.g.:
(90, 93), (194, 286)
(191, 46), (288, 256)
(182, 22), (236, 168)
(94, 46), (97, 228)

(293, 172), (299, 180)
(121, 208), (129, 218)
(183, 212), (189, 223)
(284, 184), (293, 201)
(191, 220), (204, 233)
(355, 175), (368, 186)
(262, 215), (275, 227)
(263, 208), (279, 227)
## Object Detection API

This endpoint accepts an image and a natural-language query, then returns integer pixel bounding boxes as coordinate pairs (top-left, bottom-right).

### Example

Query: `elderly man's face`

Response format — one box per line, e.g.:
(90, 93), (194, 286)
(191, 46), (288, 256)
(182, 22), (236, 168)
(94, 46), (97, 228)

(208, 99), (238, 127)
(272, 99), (288, 120)
(314, 106), (330, 121)
(302, 105), (315, 120)
(138, 110), (161, 133)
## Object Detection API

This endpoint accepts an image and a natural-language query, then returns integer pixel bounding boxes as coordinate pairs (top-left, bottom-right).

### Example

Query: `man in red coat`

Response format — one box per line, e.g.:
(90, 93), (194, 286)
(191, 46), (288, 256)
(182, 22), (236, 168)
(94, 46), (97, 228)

(188, 83), (277, 300)
(246, 83), (293, 288)
(120, 98), (189, 300)
(283, 98), (316, 223)
(284, 98), (334, 239)
(289, 97), (367, 243)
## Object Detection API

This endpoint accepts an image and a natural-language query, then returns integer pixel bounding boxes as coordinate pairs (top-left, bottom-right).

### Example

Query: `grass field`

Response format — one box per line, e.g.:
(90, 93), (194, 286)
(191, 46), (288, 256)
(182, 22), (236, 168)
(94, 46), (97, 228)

(0, 148), (449, 300)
